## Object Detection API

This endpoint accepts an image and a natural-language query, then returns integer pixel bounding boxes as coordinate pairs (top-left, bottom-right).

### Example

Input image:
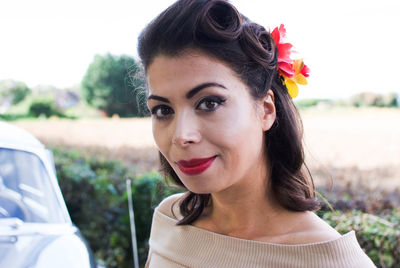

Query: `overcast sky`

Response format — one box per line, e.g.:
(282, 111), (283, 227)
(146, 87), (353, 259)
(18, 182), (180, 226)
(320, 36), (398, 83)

(1, 0), (399, 99)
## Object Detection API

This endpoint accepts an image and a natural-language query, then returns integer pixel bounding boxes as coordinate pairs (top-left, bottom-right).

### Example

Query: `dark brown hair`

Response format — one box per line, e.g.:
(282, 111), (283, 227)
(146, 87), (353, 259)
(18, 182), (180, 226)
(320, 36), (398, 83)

(138, 0), (321, 225)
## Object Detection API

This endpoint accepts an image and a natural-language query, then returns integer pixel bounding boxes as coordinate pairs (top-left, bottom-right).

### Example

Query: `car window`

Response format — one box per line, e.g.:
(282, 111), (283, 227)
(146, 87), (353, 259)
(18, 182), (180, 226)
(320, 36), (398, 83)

(0, 148), (65, 223)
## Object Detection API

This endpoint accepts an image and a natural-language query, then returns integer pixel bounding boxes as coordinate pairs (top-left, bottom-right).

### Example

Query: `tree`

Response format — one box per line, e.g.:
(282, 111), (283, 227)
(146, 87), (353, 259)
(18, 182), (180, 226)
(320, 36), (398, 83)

(0, 79), (31, 105)
(81, 53), (148, 117)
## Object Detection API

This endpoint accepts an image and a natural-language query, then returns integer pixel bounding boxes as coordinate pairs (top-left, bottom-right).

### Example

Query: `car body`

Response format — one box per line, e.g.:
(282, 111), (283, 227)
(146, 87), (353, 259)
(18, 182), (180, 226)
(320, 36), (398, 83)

(0, 121), (98, 268)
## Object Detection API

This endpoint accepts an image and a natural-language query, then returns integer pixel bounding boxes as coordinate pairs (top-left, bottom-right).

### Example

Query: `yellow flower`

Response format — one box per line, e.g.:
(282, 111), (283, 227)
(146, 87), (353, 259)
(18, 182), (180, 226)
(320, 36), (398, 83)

(282, 59), (308, 98)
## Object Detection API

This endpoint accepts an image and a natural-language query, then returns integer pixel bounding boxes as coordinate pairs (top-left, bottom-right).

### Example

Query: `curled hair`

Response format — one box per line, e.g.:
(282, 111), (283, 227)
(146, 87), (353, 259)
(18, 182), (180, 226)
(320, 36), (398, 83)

(138, 0), (320, 225)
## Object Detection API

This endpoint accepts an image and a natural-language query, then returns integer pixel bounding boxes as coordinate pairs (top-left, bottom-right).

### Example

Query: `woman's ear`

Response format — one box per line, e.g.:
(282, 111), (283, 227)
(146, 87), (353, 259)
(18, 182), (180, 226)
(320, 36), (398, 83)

(258, 90), (276, 132)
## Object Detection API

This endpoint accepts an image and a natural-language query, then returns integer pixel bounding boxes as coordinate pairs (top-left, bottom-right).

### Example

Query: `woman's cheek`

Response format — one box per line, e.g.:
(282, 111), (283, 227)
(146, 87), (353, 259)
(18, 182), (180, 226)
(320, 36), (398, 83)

(205, 107), (249, 147)
(223, 106), (252, 138)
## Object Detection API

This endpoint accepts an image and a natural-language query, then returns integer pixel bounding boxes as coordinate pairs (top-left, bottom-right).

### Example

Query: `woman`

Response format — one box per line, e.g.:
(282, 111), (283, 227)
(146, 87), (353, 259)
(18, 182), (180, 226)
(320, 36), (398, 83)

(138, 0), (376, 267)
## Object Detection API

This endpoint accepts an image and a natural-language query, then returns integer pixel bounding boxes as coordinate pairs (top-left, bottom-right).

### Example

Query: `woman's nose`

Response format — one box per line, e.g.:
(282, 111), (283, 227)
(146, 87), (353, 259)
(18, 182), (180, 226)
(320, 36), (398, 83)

(172, 111), (201, 147)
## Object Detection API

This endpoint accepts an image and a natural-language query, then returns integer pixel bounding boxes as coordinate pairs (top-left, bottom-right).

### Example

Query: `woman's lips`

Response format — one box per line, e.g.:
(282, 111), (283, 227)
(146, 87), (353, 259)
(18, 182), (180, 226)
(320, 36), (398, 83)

(176, 156), (217, 175)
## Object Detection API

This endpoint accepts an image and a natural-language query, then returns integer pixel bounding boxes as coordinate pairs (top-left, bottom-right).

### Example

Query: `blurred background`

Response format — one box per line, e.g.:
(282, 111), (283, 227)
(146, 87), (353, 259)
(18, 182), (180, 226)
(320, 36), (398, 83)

(1, 0), (399, 267)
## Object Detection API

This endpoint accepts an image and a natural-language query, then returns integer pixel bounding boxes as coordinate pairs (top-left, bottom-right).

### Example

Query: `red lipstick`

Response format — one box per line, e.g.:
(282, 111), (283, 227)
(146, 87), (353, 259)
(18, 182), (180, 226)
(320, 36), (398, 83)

(176, 156), (217, 176)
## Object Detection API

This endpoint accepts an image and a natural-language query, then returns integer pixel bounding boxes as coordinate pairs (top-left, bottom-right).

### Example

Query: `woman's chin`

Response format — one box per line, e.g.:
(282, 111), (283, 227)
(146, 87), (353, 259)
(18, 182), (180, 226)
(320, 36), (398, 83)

(184, 183), (225, 195)
(184, 184), (213, 194)
(182, 182), (219, 194)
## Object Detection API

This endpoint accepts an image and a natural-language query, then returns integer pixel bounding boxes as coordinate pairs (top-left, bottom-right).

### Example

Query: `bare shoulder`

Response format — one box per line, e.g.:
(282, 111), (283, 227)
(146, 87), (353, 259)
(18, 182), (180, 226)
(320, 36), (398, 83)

(287, 211), (342, 244)
(156, 192), (186, 219)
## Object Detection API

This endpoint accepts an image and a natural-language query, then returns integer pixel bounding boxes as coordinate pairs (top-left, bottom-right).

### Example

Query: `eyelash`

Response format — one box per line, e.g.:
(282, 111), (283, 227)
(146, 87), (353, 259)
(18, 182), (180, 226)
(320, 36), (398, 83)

(150, 96), (227, 120)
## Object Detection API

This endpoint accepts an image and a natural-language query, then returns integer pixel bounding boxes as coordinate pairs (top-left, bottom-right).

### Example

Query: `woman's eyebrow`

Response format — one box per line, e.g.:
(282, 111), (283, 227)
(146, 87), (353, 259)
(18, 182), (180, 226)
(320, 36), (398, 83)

(147, 82), (226, 103)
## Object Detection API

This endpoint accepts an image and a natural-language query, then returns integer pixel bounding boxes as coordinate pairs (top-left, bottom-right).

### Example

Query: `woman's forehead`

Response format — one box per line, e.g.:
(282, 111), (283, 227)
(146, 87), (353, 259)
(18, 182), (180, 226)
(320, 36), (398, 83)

(146, 52), (237, 95)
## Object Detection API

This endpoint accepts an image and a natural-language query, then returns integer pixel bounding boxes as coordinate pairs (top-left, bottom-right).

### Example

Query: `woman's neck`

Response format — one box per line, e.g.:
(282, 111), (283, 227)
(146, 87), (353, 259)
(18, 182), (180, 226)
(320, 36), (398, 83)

(195, 161), (296, 240)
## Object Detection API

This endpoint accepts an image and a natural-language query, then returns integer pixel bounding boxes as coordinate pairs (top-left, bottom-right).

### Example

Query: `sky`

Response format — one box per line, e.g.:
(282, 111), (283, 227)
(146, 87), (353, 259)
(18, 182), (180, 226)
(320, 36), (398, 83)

(1, 0), (399, 100)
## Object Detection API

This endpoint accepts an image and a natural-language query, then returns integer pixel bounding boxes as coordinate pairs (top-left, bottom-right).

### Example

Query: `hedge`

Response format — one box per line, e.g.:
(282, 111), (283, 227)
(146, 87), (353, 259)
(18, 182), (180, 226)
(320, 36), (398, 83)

(29, 98), (65, 118)
(320, 210), (400, 267)
(52, 147), (182, 267)
(52, 147), (399, 268)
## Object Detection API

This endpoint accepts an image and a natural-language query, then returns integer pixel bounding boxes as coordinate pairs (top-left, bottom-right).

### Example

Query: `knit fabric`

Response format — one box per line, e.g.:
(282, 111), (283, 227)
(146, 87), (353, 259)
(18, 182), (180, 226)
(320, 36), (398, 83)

(146, 206), (376, 268)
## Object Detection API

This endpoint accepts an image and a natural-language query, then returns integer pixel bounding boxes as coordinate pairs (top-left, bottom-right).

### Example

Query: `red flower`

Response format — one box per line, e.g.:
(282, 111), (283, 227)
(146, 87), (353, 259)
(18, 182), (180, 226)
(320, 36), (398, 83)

(300, 64), (310, 77)
(271, 24), (295, 77)
(278, 62), (295, 78)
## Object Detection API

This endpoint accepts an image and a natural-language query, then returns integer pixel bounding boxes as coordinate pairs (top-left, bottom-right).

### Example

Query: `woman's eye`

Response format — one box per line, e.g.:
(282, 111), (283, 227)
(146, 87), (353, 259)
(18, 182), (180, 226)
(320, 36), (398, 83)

(197, 96), (226, 111)
(151, 105), (173, 119)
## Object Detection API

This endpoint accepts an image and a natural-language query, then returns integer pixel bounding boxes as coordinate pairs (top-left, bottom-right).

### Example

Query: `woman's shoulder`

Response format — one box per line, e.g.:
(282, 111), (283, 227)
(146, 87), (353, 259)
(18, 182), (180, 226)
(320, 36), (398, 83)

(279, 211), (342, 245)
(155, 192), (186, 219)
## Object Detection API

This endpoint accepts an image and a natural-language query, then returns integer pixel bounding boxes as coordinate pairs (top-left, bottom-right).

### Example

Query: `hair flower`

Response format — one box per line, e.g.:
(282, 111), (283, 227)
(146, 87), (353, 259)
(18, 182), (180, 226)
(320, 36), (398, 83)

(271, 24), (310, 98)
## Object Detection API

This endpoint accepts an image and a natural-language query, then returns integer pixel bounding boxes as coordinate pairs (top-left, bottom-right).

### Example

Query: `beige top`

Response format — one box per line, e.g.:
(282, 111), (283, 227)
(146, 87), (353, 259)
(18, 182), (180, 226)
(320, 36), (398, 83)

(146, 206), (376, 268)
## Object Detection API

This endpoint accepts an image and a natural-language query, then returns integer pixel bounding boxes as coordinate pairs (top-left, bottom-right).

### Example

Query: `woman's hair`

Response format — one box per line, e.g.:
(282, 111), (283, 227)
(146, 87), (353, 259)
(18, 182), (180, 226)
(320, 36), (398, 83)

(138, 0), (321, 225)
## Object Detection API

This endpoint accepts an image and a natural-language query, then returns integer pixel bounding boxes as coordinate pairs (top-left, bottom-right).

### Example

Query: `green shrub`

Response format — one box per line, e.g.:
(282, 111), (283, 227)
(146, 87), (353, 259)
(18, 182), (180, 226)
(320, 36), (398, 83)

(53, 147), (132, 267)
(321, 210), (400, 268)
(29, 98), (64, 118)
(52, 147), (182, 268)
(0, 113), (37, 121)
(295, 99), (332, 109)
(0, 79), (31, 105)
(350, 92), (399, 108)
(383, 93), (398, 107)
(130, 172), (183, 265)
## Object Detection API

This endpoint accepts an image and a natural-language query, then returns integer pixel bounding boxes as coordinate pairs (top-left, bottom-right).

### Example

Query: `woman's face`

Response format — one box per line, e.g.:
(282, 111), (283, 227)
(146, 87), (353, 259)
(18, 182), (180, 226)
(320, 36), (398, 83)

(146, 51), (275, 194)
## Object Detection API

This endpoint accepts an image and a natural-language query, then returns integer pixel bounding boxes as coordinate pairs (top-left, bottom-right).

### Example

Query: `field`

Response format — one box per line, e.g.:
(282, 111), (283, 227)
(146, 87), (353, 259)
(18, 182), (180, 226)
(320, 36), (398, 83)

(11, 107), (400, 207)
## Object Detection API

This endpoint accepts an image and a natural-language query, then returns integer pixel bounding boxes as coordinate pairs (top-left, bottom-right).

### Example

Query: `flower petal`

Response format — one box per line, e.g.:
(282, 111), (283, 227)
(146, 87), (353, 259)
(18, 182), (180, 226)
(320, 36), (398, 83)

(271, 26), (280, 44)
(277, 43), (293, 62)
(293, 59), (303, 74)
(278, 62), (295, 78)
(285, 78), (299, 98)
(278, 24), (287, 39)
(300, 64), (310, 77)
(294, 73), (308, 85)
(278, 63), (294, 78)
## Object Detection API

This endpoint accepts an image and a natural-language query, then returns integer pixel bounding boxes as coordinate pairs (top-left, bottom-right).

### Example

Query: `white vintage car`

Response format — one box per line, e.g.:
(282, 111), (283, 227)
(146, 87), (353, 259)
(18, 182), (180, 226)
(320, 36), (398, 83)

(0, 121), (99, 268)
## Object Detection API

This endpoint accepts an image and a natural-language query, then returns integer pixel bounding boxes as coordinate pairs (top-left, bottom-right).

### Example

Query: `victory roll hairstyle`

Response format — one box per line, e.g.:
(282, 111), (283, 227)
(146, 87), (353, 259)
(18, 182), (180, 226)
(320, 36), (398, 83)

(138, 0), (321, 225)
